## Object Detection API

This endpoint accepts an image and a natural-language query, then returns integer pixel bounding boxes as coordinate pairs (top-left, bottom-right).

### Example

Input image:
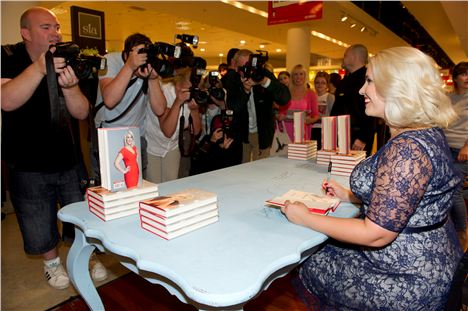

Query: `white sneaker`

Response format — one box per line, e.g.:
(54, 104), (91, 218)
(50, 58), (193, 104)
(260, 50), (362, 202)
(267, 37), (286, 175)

(90, 254), (108, 282)
(44, 262), (70, 290)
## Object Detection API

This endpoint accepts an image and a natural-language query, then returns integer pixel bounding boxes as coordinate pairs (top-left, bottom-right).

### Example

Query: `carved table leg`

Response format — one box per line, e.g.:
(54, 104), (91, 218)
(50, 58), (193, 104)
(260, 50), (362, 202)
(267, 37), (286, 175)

(67, 227), (104, 311)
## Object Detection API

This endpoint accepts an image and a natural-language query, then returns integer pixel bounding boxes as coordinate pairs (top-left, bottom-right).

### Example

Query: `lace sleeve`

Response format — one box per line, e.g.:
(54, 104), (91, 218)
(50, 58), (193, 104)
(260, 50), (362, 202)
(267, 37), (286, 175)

(366, 137), (433, 232)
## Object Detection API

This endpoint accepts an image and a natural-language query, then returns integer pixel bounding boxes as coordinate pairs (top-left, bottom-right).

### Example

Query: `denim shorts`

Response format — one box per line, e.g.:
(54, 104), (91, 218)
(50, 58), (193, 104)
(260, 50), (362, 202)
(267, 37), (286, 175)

(9, 166), (84, 255)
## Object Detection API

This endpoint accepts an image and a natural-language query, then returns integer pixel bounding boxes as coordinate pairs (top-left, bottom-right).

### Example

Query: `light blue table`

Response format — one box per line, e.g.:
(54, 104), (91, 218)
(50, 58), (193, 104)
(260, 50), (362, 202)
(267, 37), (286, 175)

(58, 156), (359, 310)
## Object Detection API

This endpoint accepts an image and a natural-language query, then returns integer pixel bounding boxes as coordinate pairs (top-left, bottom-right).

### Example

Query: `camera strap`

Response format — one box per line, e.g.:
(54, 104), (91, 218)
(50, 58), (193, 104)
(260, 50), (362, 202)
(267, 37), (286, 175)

(45, 50), (69, 127)
(178, 105), (196, 157)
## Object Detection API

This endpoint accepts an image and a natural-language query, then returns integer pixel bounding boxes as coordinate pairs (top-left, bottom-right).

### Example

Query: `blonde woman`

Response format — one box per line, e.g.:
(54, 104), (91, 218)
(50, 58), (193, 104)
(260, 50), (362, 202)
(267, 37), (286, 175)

(278, 64), (319, 141)
(283, 47), (462, 309)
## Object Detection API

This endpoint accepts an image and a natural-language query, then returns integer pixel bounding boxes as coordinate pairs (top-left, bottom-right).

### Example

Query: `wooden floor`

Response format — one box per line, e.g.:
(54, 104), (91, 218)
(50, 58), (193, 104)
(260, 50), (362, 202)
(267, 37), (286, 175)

(49, 271), (309, 311)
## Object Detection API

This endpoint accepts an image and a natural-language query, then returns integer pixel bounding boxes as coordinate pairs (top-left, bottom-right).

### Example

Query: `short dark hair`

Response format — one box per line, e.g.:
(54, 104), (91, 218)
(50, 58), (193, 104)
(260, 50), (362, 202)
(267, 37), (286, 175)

(329, 72), (342, 88)
(452, 61), (468, 91)
(227, 48), (239, 65)
(123, 33), (151, 53)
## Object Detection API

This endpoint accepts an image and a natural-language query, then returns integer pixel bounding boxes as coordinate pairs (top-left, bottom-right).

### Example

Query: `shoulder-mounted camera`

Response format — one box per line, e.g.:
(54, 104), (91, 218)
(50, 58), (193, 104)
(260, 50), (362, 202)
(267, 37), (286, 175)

(238, 50), (269, 83)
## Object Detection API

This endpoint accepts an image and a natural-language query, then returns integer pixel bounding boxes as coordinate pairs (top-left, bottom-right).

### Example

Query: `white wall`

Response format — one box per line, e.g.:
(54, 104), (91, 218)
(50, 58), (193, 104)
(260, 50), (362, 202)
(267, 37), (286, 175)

(1, 2), (42, 45)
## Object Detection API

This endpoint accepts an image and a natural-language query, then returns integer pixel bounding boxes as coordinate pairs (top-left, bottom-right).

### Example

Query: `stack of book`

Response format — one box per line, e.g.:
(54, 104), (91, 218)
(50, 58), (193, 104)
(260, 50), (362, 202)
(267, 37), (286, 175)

(330, 151), (367, 177)
(316, 150), (336, 166)
(287, 140), (317, 160)
(265, 190), (340, 215)
(139, 188), (218, 240)
(87, 180), (159, 221)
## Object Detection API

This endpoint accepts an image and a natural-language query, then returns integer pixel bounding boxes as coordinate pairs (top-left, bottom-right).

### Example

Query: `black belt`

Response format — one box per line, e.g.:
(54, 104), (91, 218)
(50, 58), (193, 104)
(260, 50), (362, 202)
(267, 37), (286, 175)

(401, 217), (448, 234)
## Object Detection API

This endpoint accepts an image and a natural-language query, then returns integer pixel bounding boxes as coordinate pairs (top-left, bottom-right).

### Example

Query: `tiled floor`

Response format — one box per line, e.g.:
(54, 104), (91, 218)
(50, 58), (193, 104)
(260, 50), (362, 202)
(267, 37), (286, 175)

(1, 196), (128, 311)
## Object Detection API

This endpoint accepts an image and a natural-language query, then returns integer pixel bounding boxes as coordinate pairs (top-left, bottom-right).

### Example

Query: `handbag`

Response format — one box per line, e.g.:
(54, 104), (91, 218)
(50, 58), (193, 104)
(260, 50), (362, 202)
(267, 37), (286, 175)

(270, 120), (291, 157)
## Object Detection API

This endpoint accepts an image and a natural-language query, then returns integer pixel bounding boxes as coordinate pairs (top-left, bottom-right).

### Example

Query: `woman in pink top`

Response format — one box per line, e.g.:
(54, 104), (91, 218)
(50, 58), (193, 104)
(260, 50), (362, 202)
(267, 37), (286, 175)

(278, 64), (319, 142)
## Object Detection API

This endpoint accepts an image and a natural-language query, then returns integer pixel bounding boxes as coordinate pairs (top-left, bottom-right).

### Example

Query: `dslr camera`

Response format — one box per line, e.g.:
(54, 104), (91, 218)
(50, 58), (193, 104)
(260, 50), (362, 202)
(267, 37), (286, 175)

(207, 71), (225, 101)
(138, 42), (181, 78)
(53, 42), (106, 79)
(237, 50), (269, 83)
(221, 109), (234, 138)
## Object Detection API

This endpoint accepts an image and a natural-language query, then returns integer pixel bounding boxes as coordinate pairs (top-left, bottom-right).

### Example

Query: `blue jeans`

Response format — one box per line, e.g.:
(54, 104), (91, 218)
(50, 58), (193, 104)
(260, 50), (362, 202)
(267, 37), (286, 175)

(449, 148), (468, 231)
(9, 166), (84, 255)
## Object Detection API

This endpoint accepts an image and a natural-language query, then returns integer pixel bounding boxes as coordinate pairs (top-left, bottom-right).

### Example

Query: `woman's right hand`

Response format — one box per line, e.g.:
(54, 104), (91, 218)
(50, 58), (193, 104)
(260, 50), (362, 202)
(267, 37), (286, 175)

(322, 178), (354, 202)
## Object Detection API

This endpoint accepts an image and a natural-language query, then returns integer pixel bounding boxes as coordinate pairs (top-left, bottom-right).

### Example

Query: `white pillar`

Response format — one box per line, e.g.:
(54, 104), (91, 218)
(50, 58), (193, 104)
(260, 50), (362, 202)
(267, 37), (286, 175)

(286, 26), (311, 73)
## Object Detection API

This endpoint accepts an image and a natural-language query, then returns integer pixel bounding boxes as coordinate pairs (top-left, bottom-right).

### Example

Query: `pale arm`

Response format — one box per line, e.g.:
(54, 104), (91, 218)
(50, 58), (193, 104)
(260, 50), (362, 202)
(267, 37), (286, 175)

(158, 87), (191, 138)
(458, 140), (468, 161)
(114, 152), (129, 174)
(59, 66), (89, 120)
(147, 76), (167, 117)
(100, 44), (147, 108)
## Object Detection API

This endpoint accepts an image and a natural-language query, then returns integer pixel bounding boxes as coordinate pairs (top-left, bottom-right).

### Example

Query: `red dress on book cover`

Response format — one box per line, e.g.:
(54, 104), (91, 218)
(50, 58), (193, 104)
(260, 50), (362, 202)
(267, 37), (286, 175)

(120, 146), (139, 188)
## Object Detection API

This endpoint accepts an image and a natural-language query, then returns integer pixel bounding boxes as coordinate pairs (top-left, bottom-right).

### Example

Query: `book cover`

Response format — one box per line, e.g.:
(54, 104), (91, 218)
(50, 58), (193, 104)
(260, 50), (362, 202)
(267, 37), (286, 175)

(98, 127), (142, 192)
(265, 190), (340, 214)
(139, 188), (217, 217)
(141, 215), (219, 240)
(293, 111), (305, 143)
(321, 116), (337, 151)
(337, 115), (351, 155)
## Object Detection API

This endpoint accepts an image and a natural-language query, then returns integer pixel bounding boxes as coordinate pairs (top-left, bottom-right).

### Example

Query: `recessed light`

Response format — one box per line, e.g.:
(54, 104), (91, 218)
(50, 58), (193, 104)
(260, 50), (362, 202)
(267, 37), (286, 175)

(276, 49), (282, 53)
(200, 48), (205, 52)
(219, 53), (224, 57)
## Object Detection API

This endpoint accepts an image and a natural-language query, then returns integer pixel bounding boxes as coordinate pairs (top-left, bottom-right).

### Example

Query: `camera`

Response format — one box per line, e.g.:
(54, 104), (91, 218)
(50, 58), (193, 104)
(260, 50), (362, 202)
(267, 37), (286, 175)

(175, 34), (199, 48)
(53, 42), (106, 79)
(138, 42), (181, 78)
(221, 109), (234, 138)
(237, 50), (269, 83)
(207, 71), (225, 101)
(190, 87), (209, 106)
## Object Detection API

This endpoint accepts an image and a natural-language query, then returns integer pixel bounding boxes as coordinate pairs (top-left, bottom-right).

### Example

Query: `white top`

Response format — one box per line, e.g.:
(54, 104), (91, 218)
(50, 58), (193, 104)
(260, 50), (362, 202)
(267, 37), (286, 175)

(247, 92), (258, 133)
(145, 82), (191, 157)
(444, 92), (468, 149)
(95, 52), (148, 136)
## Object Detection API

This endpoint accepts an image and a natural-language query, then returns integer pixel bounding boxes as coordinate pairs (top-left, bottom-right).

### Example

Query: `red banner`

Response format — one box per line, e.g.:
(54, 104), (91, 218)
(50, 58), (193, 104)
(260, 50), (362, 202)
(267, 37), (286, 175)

(268, 1), (323, 25)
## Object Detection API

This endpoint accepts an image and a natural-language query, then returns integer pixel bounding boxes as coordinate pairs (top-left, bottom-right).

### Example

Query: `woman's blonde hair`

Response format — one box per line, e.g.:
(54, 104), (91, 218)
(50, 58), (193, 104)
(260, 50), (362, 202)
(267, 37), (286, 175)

(369, 46), (457, 128)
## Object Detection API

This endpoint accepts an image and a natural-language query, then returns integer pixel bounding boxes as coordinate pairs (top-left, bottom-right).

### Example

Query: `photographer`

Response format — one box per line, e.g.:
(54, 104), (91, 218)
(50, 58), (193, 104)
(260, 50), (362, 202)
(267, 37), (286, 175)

(190, 111), (237, 175)
(93, 33), (167, 181)
(1, 7), (93, 289)
(145, 44), (201, 183)
(224, 49), (291, 164)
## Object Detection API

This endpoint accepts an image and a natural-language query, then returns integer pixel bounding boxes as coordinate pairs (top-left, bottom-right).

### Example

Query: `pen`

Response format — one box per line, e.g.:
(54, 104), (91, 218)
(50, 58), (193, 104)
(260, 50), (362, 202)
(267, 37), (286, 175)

(325, 161), (332, 193)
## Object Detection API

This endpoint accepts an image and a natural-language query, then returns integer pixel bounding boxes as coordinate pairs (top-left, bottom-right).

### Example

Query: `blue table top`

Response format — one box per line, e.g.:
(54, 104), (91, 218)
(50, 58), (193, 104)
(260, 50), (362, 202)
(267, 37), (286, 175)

(59, 156), (359, 307)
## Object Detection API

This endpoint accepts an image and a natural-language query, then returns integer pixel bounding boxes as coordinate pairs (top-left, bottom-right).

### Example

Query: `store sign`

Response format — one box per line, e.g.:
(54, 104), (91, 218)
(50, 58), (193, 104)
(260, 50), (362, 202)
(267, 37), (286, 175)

(71, 6), (106, 55)
(268, 1), (323, 25)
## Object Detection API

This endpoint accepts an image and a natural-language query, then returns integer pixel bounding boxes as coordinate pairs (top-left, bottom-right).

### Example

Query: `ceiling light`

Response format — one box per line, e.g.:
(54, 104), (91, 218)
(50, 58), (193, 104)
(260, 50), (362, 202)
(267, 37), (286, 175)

(360, 26), (366, 32)
(350, 23), (357, 28)
(340, 15), (348, 22)
(259, 44), (265, 49)
(311, 30), (350, 48)
(276, 48), (282, 53)
(240, 40), (246, 45)
(220, 0), (269, 18)
(200, 48), (205, 52)
(219, 53), (224, 57)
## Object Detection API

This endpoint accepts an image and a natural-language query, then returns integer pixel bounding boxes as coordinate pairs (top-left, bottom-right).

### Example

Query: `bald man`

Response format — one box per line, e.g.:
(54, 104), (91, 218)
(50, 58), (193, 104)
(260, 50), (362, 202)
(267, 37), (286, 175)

(1, 7), (106, 289)
(330, 44), (377, 156)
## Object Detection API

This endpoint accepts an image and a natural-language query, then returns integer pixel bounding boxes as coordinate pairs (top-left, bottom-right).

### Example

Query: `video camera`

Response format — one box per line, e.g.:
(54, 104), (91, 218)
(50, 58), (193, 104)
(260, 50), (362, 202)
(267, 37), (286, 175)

(53, 42), (106, 79)
(138, 42), (181, 78)
(237, 50), (269, 83)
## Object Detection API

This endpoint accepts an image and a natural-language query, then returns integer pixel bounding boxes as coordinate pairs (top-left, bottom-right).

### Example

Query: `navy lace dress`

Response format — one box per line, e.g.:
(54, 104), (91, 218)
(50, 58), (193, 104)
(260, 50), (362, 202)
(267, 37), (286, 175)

(299, 128), (463, 310)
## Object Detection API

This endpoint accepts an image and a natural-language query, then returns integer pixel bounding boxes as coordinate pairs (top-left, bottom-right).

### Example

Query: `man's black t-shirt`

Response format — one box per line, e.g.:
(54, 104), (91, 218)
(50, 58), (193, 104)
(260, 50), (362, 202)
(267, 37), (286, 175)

(1, 42), (78, 172)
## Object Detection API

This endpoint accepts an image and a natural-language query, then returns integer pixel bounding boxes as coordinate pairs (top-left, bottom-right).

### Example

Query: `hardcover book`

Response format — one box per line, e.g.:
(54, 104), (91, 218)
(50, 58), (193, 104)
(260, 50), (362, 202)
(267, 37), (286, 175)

(89, 205), (138, 221)
(141, 215), (219, 240)
(86, 180), (158, 206)
(265, 190), (340, 215)
(139, 188), (217, 217)
(98, 126), (142, 192)
(139, 203), (218, 225)
(337, 115), (351, 155)
(140, 208), (219, 233)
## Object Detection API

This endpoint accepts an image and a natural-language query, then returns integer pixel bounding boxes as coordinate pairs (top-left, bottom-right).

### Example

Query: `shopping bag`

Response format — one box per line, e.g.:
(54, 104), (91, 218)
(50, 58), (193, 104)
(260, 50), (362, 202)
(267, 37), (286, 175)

(270, 120), (291, 157)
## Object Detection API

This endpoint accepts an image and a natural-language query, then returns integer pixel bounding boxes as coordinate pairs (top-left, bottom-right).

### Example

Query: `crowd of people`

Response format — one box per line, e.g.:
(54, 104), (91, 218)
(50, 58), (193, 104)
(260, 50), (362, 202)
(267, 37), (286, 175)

(1, 6), (466, 309)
